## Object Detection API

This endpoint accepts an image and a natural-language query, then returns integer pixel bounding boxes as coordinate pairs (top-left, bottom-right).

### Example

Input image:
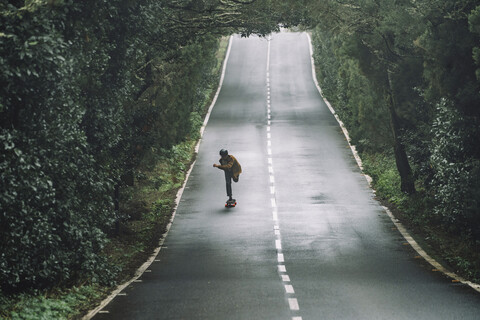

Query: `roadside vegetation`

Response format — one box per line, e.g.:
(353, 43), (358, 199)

(309, 0), (480, 283)
(1, 0), (479, 319)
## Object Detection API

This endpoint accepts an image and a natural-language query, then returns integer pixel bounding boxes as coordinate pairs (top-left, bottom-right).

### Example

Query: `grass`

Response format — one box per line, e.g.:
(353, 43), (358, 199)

(361, 151), (480, 284)
(0, 286), (106, 320)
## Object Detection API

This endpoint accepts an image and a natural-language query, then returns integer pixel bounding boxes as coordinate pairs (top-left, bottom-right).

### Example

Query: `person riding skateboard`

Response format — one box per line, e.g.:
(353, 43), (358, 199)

(213, 149), (242, 203)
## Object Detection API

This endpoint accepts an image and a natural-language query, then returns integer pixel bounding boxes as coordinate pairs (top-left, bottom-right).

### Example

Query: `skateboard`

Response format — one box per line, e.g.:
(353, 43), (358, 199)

(225, 199), (237, 208)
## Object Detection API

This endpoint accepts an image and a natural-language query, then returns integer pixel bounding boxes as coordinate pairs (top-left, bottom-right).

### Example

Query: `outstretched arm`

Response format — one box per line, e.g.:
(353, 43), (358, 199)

(215, 158), (233, 170)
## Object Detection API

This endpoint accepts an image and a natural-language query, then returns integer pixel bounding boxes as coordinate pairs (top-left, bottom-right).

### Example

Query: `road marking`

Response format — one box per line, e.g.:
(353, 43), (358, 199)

(276, 240), (282, 250)
(271, 198), (277, 208)
(266, 34), (302, 319)
(285, 285), (295, 293)
(288, 298), (299, 310)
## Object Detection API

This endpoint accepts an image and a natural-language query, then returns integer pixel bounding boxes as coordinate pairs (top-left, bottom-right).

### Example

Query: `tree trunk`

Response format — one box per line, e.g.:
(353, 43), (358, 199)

(386, 70), (416, 194)
(114, 183), (120, 235)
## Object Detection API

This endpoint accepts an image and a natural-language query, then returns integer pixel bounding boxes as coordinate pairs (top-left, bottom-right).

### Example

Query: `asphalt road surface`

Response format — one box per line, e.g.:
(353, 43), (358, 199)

(92, 32), (480, 320)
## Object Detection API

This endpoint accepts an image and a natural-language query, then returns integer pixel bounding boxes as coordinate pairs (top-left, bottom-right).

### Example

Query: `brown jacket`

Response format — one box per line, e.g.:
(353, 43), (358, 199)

(218, 155), (242, 179)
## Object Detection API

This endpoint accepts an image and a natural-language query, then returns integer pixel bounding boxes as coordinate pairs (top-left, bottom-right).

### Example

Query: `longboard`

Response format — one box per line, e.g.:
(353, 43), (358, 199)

(225, 199), (237, 208)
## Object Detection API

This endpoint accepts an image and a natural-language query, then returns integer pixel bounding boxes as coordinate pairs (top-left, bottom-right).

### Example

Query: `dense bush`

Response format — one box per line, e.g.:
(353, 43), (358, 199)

(430, 99), (480, 237)
(0, 3), (115, 291)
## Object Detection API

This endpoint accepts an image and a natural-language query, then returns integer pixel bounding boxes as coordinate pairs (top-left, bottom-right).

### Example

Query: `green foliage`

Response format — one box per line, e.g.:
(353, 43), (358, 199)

(1, 285), (102, 320)
(417, 0), (480, 115)
(469, 5), (480, 80)
(0, 2), (115, 292)
(310, 0), (423, 193)
(362, 152), (409, 208)
(10, 297), (72, 320)
(430, 99), (480, 237)
(311, 28), (392, 153)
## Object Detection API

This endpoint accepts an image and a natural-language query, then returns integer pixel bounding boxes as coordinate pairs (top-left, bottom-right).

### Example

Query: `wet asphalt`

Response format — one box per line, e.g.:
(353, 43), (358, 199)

(92, 32), (480, 320)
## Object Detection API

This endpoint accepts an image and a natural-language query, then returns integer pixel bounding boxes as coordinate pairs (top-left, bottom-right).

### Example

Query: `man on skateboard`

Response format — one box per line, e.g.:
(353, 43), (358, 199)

(213, 149), (242, 206)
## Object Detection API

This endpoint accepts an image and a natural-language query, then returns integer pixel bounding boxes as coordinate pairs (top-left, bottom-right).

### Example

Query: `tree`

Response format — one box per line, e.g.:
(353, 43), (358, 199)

(309, 0), (423, 193)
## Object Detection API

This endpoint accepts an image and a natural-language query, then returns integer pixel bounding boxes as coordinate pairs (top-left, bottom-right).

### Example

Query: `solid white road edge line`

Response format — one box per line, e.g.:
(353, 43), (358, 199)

(306, 32), (480, 294)
(82, 35), (235, 320)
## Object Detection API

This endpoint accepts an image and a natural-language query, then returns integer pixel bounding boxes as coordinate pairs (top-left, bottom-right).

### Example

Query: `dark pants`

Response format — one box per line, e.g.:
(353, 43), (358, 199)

(224, 170), (233, 198)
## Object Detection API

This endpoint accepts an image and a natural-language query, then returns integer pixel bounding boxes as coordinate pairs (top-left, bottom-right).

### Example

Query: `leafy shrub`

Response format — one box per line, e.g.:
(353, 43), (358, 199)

(0, 2), (115, 292)
(362, 152), (408, 208)
(430, 99), (480, 238)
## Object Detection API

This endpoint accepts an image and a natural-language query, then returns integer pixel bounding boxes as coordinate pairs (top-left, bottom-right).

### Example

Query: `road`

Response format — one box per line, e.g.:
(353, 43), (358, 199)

(92, 32), (480, 320)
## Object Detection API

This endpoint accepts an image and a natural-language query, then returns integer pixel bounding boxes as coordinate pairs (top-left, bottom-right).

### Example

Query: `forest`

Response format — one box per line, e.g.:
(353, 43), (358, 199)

(1, 0), (479, 317)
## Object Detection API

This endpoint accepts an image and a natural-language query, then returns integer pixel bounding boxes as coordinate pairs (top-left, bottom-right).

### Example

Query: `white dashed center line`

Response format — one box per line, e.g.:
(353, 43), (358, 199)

(281, 275), (291, 282)
(288, 298), (300, 311)
(285, 285), (295, 294)
(266, 35), (302, 320)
